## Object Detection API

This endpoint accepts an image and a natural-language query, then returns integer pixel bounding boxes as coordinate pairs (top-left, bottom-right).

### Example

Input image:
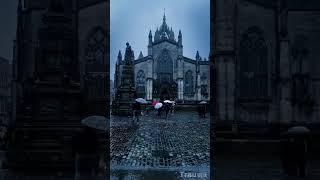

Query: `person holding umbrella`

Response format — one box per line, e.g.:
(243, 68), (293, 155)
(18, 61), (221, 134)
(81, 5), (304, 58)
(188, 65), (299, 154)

(281, 126), (310, 177)
(154, 102), (163, 118)
(73, 115), (108, 180)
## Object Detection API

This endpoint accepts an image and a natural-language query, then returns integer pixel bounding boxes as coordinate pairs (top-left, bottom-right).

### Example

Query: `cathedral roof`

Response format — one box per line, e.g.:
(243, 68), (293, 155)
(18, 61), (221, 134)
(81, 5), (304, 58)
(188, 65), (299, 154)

(183, 56), (209, 65)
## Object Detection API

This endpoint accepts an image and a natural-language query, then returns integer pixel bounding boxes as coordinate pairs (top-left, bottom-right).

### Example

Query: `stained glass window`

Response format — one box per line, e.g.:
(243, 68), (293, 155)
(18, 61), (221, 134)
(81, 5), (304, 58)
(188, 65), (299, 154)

(184, 70), (194, 95)
(157, 49), (173, 83)
(136, 70), (146, 98)
(85, 27), (106, 65)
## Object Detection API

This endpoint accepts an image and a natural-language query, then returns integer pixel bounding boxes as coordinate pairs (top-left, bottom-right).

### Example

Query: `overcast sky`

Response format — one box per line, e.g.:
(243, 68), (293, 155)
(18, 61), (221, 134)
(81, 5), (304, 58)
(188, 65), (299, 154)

(0, 0), (210, 75)
(0, 0), (18, 62)
(110, 0), (210, 80)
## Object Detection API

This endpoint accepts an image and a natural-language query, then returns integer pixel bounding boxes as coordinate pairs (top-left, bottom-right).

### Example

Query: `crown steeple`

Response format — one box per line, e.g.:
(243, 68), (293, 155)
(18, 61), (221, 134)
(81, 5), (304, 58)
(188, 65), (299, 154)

(163, 8), (166, 23)
(154, 11), (177, 43)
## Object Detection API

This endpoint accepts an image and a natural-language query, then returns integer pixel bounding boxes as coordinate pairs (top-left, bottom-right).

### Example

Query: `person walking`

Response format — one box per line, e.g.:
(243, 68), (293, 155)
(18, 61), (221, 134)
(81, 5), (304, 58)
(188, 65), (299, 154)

(283, 127), (309, 178)
(157, 106), (163, 118)
(72, 126), (99, 180)
(197, 105), (202, 118)
(202, 104), (207, 118)
(280, 135), (292, 175)
(165, 103), (171, 119)
(133, 102), (141, 123)
(293, 136), (307, 177)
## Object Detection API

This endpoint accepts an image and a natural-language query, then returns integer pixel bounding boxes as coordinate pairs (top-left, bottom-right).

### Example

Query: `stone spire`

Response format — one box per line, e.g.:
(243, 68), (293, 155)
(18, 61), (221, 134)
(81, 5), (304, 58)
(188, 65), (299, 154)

(196, 50), (200, 60)
(117, 50), (122, 64)
(148, 30), (153, 46)
(154, 28), (159, 41)
(138, 51), (144, 59)
(163, 8), (166, 23)
(178, 30), (182, 46)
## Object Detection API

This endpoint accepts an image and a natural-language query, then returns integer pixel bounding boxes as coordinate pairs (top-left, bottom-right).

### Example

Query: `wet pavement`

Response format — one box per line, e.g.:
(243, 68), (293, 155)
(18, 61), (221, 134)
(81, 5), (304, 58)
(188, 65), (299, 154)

(110, 111), (210, 179)
(214, 153), (320, 180)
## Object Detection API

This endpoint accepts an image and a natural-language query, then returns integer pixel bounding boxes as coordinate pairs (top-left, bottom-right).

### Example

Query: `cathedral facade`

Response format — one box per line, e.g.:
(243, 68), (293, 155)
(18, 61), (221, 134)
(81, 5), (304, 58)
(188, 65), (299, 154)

(213, 0), (320, 127)
(114, 14), (210, 102)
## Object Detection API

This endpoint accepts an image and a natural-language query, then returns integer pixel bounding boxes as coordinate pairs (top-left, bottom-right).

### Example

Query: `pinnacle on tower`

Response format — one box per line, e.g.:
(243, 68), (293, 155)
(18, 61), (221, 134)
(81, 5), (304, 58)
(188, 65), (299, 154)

(178, 30), (182, 46)
(148, 30), (153, 46)
(118, 50), (122, 59)
(138, 51), (144, 59)
(196, 50), (200, 60)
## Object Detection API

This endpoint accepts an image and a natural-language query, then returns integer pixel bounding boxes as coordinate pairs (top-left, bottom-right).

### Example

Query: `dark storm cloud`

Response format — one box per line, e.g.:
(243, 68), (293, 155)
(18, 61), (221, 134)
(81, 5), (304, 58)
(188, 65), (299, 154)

(110, 0), (210, 80)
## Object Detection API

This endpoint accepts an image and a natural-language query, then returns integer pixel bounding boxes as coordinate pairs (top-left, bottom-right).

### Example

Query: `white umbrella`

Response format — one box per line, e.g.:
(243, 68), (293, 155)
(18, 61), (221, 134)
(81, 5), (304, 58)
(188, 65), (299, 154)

(154, 103), (163, 109)
(164, 100), (173, 103)
(81, 116), (108, 131)
(287, 126), (310, 135)
(135, 98), (147, 104)
(199, 101), (207, 104)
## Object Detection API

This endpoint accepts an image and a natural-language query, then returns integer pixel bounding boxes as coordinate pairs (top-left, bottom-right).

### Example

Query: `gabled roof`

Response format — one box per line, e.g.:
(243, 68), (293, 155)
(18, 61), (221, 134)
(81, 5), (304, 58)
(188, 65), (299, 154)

(134, 57), (148, 65)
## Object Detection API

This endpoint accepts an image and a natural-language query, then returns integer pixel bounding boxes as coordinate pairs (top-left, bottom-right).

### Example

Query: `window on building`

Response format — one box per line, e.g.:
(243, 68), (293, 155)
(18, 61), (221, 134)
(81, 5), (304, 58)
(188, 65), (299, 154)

(157, 49), (173, 83)
(239, 27), (268, 98)
(84, 27), (107, 99)
(184, 70), (194, 95)
(136, 70), (146, 98)
(85, 27), (106, 66)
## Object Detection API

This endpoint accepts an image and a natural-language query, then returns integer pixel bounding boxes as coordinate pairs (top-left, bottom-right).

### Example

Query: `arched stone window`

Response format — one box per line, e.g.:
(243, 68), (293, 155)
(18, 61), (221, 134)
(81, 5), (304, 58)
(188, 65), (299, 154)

(84, 27), (107, 99)
(239, 27), (268, 98)
(201, 72), (207, 81)
(184, 70), (194, 95)
(157, 49), (173, 83)
(136, 70), (146, 98)
(85, 27), (107, 67)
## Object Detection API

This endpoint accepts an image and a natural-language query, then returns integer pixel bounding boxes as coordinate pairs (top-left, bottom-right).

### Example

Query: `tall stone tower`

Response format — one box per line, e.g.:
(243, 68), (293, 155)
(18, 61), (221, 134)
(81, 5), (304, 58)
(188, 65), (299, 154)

(113, 43), (136, 116)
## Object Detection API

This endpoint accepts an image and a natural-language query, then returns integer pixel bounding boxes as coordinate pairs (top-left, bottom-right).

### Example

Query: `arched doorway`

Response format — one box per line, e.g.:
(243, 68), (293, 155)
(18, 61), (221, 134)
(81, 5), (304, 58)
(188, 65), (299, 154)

(159, 88), (171, 100)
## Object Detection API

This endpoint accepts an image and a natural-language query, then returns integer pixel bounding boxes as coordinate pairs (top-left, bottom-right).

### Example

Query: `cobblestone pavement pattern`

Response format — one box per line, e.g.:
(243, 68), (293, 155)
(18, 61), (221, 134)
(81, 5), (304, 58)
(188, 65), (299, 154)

(110, 111), (210, 179)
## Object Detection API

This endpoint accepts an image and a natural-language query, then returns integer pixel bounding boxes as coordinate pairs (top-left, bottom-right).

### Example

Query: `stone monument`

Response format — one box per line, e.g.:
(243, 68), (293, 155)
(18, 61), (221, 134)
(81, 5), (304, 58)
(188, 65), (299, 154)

(112, 43), (136, 116)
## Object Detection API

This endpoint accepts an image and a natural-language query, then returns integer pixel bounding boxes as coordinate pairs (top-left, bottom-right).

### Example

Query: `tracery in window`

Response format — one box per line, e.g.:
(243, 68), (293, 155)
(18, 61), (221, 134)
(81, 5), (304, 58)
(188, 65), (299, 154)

(184, 70), (194, 95)
(136, 70), (146, 98)
(239, 27), (268, 98)
(157, 49), (173, 83)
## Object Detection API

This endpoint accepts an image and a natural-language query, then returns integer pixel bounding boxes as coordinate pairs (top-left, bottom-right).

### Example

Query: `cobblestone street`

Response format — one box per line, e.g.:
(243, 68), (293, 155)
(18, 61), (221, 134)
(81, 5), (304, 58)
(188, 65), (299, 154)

(110, 111), (210, 179)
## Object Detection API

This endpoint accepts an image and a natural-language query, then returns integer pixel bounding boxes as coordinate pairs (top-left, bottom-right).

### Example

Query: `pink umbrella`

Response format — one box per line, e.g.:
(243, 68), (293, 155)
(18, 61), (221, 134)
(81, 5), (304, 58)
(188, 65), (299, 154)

(152, 100), (158, 106)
